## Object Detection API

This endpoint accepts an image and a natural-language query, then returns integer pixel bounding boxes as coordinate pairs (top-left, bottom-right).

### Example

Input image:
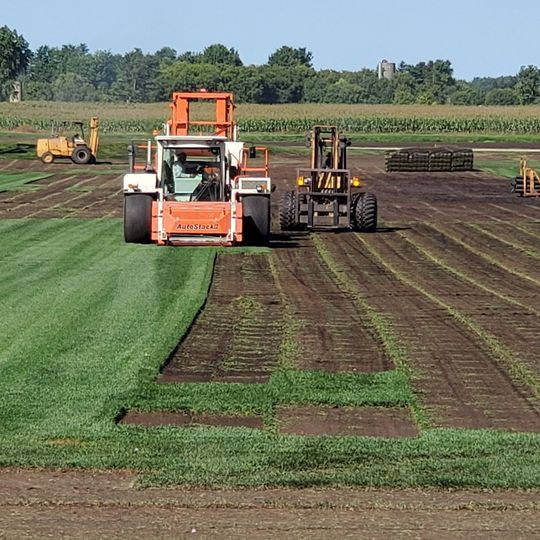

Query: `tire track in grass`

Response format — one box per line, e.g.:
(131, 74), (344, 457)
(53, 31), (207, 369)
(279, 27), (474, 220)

(489, 203), (540, 220)
(320, 233), (540, 431)
(0, 175), (79, 218)
(355, 233), (540, 407)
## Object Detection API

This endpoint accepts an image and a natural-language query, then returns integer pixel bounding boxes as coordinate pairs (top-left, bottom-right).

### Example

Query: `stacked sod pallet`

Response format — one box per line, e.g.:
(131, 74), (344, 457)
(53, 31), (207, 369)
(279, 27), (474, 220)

(385, 147), (474, 172)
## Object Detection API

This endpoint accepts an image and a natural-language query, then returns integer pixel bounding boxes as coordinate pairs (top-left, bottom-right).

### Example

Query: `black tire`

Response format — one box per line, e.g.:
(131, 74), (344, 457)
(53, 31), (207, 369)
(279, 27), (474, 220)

(242, 195), (270, 245)
(353, 192), (377, 232)
(511, 176), (522, 193)
(124, 194), (152, 243)
(279, 189), (298, 231)
(71, 146), (92, 165)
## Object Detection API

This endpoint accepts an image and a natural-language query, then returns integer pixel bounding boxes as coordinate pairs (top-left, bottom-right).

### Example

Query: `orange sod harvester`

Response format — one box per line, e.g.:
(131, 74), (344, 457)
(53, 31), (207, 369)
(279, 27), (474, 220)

(122, 91), (272, 246)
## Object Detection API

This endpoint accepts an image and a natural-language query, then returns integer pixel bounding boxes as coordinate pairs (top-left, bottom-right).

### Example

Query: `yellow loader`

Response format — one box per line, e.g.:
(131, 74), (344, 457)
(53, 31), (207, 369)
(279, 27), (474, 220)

(36, 117), (99, 164)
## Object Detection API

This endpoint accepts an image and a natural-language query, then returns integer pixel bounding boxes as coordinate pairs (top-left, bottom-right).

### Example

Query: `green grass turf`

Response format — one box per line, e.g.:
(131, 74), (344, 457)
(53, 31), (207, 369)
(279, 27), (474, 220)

(478, 158), (540, 178)
(0, 219), (539, 488)
(245, 132), (540, 146)
(0, 172), (52, 191)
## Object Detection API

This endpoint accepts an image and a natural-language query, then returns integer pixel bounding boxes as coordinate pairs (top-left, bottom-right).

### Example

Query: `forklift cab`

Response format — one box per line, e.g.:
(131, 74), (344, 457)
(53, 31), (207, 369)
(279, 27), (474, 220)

(160, 142), (225, 202)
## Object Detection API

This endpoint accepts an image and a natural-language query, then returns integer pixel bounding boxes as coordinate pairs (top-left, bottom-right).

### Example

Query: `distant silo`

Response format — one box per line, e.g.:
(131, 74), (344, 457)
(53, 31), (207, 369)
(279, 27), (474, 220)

(9, 81), (22, 103)
(377, 60), (396, 80)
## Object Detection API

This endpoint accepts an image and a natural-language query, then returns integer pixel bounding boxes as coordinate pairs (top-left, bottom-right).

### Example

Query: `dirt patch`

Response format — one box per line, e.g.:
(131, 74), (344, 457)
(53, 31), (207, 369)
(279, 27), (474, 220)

(271, 236), (392, 372)
(121, 410), (263, 429)
(0, 469), (538, 539)
(160, 253), (283, 383)
(277, 406), (418, 437)
(319, 233), (540, 431)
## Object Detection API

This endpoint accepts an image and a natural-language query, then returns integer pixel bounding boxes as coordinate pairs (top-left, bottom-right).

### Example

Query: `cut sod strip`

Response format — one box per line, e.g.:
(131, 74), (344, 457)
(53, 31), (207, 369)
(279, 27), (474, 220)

(0, 171), (51, 191)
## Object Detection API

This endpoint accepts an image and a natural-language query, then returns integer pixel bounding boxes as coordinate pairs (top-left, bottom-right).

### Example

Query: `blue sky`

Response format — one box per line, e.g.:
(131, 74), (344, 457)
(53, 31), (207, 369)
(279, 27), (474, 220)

(3, 0), (538, 80)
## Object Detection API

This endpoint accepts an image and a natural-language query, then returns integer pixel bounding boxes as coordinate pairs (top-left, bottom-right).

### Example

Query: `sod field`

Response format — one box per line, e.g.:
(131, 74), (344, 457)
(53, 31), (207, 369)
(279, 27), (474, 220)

(0, 171), (539, 488)
(0, 99), (539, 498)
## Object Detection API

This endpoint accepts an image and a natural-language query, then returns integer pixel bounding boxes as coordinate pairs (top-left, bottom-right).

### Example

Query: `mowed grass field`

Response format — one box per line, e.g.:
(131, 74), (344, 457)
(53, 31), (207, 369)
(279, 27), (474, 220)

(0, 218), (539, 487)
(0, 101), (539, 489)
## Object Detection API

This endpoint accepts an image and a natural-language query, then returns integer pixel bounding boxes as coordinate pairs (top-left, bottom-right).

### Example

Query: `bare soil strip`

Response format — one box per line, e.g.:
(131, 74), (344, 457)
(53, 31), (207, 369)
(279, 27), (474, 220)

(121, 410), (263, 429)
(271, 236), (392, 372)
(398, 224), (540, 378)
(472, 221), (540, 257)
(276, 405), (417, 437)
(433, 221), (540, 280)
(356, 161), (539, 225)
(320, 233), (540, 431)
(160, 253), (283, 383)
(0, 470), (538, 540)
(401, 223), (539, 313)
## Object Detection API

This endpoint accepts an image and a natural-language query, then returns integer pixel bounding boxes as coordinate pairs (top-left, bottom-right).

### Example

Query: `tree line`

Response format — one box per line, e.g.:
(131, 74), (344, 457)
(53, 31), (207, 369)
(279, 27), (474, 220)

(1, 25), (540, 105)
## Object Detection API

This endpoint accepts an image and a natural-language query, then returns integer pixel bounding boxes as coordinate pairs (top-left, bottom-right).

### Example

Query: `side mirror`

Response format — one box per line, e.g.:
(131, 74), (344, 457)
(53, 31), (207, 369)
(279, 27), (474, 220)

(249, 146), (257, 159)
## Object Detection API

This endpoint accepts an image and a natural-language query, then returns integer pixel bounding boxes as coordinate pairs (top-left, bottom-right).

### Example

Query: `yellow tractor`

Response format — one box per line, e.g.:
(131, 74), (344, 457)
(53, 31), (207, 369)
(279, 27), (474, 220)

(36, 117), (99, 165)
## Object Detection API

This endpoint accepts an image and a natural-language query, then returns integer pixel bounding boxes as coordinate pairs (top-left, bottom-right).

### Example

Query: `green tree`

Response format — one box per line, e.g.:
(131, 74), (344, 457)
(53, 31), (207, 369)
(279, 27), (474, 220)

(27, 46), (58, 83)
(267, 46), (313, 68)
(157, 61), (222, 97)
(0, 26), (31, 99)
(200, 44), (242, 66)
(111, 48), (159, 102)
(515, 65), (540, 104)
(470, 75), (517, 93)
(86, 50), (119, 100)
(217, 65), (264, 102)
(177, 51), (200, 63)
(391, 71), (416, 104)
(259, 65), (310, 103)
(448, 82), (485, 105)
(53, 72), (95, 101)
(155, 47), (177, 62)
(484, 87), (519, 105)
(303, 71), (336, 102)
(397, 59), (455, 103)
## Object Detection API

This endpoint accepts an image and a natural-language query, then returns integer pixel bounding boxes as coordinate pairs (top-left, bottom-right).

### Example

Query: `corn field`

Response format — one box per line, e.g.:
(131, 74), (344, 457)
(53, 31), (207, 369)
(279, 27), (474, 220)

(1, 101), (540, 134)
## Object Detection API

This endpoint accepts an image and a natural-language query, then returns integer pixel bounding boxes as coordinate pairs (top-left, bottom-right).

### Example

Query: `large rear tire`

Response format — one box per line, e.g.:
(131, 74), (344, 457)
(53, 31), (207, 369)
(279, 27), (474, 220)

(279, 189), (298, 231)
(124, 194), (152, 243)
(40, 152), (54, 164)
(353, 192), (377, 232)
(71, 146), (92, 165)
(242, 195), (270, 245)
